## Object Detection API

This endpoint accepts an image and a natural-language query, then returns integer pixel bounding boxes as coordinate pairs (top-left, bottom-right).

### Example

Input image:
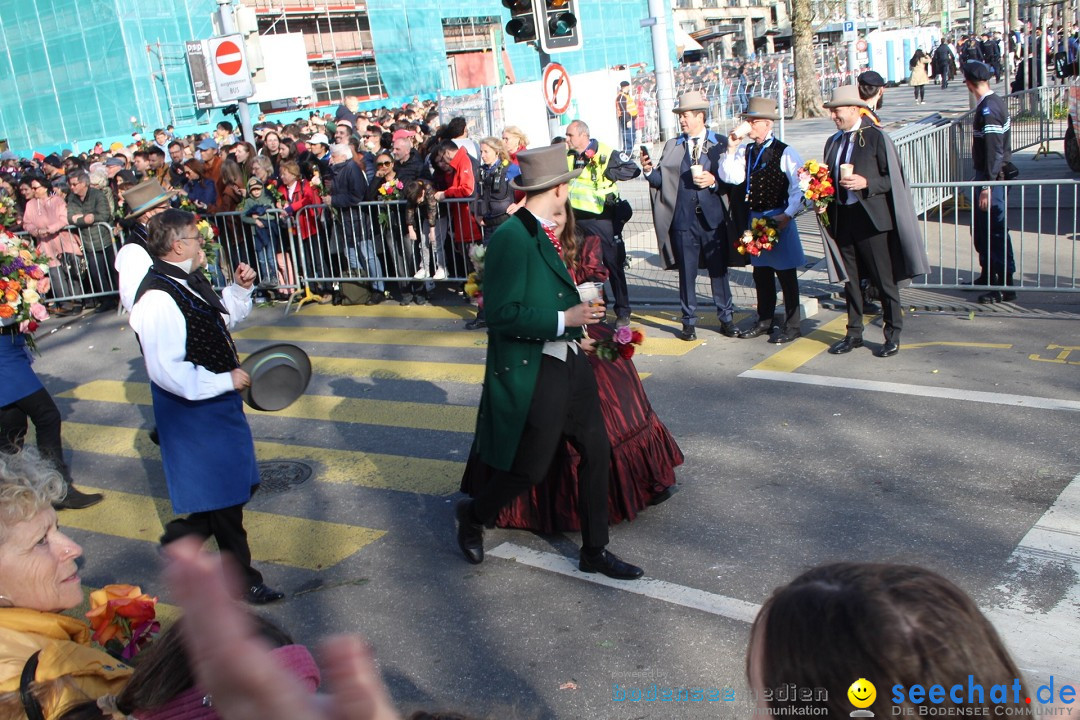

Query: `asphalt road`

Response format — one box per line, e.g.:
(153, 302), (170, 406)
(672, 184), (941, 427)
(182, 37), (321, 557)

(29, 290), (1080, 720)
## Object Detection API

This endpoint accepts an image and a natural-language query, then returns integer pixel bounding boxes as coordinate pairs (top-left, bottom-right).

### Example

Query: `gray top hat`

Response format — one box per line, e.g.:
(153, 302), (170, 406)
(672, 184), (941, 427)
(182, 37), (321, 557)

(509, 145), (582, 192)
(741, 97), (779, 121)
(125, 179), (175, 219)
(672, 90), (710, 113)
(240, 343), (312, 412)
(823, 85), (870, 109)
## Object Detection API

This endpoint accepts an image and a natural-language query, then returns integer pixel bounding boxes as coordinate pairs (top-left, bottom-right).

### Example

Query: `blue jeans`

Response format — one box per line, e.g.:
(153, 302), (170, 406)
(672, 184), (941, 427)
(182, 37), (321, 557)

(253, 223), (279, 285)
(620, 121), (636, 155)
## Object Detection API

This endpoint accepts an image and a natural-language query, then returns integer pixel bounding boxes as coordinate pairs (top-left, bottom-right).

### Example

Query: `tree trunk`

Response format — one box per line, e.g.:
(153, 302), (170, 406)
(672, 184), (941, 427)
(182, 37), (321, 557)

(972, 0), (985, 36)
(792, 0), (828, 118)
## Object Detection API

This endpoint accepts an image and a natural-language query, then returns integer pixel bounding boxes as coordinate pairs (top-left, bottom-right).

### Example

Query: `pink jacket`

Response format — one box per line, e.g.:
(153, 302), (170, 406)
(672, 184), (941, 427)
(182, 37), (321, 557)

(21, 195), (82, 266)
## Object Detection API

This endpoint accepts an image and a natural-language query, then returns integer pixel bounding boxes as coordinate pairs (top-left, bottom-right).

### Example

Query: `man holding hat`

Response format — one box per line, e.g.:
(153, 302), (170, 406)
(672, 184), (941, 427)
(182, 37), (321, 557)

(963, 60), (1016, 303)
(130, 208), (284, 604)
(642, 90), (738, 341)
(821, 85), (928, 358)
(455, 144), (644, 581)
(717, 97), (806, 343)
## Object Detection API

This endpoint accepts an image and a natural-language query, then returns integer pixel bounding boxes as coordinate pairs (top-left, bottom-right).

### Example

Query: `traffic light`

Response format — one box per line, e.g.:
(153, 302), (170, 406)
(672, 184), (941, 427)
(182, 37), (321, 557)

(537, 0), (581, 53)
(503, 0), (537, 44)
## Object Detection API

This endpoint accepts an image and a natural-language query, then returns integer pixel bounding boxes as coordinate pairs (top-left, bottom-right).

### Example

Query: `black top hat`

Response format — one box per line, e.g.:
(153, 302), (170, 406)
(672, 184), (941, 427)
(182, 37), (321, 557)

(240, 343), (312, 412)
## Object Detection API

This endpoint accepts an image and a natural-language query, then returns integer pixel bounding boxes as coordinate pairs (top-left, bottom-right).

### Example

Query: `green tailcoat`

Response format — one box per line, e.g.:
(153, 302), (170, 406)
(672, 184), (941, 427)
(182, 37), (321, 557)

(472, 208), (584, 471)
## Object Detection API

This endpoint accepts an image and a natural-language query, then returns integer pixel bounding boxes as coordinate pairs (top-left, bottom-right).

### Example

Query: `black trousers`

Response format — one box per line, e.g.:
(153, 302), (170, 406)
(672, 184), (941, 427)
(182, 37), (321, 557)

(838, 233), (902, 342)
(0, 387), (72, 483)
(753, 266), (800, 330)
(161, 500), (262, 586)
(577, 216), (630, 319)
(472, 351), (611, 550)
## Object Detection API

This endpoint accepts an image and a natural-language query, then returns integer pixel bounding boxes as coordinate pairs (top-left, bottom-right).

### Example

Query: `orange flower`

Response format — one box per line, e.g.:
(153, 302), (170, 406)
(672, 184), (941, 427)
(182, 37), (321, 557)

(86, 584), (158, 646)
(0, 305), (13, 319)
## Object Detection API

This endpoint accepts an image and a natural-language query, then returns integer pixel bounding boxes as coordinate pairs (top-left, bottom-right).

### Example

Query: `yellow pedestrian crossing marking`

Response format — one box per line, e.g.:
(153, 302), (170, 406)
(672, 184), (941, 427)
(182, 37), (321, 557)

(235, 325), (698, 356)
(61, 381), (477, 434)
(61, 422), (463, 496)
(295, 304), (473, 320)
(750, 315), (849, 373)
(60, 486), (385, 570)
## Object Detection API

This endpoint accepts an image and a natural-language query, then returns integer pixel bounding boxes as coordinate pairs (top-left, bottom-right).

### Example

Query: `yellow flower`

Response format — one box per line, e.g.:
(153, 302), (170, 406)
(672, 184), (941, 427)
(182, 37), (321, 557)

(807, 160), (820, 174)
(22, 289), (39, 304)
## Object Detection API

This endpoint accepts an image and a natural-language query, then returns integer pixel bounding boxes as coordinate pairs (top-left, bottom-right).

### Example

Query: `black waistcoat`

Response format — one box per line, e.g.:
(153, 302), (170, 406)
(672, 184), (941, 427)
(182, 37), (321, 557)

(746, 139), (790, 212)
(138, 271), (239, 374)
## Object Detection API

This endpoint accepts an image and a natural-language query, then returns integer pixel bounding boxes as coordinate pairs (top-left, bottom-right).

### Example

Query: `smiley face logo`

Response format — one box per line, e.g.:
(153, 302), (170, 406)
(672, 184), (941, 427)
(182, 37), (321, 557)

(848, 678), (877, 709)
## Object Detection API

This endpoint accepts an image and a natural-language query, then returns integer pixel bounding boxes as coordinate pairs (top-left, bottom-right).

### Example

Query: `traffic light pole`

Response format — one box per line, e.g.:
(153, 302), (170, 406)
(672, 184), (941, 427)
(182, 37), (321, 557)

(538, 49), (565, 139)
(216, 0), (255, 145)
(646, 0), (676, 141)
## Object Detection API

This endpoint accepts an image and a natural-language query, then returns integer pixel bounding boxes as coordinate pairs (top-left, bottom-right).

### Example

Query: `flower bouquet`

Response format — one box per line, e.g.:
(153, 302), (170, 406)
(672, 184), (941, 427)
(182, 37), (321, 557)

(0, 231), (51, 350)
(265, 183), (286, 209)
(0, 195), (16, 229)
(377, 179), (404, 228)
(195, 216), (221, 282)
(86, 584), (160, 661)
(464, 243), (485, 308)
(737, 217), (779, 257)
(796, 159), (835, 226)
(594, 324), (645, 362)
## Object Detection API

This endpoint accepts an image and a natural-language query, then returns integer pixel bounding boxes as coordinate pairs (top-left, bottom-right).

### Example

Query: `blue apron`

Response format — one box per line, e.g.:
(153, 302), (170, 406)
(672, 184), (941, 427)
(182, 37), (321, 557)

(150, 382), (260, 514)
(748, 208), (806, 271)
(0, 332), (44, 407)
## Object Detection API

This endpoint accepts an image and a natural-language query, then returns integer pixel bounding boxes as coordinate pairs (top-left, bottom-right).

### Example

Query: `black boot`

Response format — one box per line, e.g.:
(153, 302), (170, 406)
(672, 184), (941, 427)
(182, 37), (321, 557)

(54, 484), (104, 510)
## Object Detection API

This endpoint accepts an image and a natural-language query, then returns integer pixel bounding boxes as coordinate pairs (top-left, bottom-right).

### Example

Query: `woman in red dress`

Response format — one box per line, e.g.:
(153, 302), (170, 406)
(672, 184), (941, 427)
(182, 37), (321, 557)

(461, 201), (682, 533)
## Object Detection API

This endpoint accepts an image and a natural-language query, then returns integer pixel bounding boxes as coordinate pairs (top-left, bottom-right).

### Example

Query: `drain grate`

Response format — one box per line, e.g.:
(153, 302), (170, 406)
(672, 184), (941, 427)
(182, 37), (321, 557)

(256, 461), (312, 493)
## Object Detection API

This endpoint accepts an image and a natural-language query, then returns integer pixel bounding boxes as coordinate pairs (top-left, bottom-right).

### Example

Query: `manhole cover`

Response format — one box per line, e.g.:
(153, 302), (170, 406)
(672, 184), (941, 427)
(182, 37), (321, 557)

(256, 461), (312, 493)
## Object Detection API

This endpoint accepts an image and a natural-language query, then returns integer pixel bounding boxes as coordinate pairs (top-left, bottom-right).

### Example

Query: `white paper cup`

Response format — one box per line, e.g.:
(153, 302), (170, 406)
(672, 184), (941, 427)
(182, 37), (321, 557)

(690, 164), (704, 178)
(839, 163), (854, 179)
(733, 121), (752, 139)
(576, 282), (604, 304)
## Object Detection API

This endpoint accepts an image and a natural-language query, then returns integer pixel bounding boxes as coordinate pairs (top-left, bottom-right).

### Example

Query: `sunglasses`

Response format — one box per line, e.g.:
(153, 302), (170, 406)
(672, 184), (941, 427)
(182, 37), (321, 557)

(377, 160), (393, 167)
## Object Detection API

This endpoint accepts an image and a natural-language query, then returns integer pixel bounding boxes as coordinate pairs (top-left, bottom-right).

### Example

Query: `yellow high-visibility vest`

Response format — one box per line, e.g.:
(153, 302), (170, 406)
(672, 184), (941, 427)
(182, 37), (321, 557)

(567, 142), (617, 215)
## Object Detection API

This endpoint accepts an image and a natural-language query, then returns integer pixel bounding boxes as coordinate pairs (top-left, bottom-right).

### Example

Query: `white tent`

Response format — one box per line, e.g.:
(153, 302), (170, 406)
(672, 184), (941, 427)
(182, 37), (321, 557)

(675, 26), (704, 57)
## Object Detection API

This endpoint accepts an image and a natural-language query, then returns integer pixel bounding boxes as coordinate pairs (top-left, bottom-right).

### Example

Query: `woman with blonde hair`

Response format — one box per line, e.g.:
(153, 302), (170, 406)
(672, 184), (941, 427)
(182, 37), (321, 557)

(500, 126), (528, 164)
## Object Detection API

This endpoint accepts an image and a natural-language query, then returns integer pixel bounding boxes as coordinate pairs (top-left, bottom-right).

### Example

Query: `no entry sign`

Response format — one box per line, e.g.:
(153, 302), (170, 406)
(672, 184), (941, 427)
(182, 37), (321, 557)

(215, 40), (244, 76)
(205, 34), (254, 103)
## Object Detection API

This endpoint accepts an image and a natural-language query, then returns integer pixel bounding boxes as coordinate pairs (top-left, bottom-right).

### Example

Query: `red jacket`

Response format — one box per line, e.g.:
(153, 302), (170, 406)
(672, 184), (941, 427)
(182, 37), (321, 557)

(441, 147), (481, 243)
(279, 179), (322, 240)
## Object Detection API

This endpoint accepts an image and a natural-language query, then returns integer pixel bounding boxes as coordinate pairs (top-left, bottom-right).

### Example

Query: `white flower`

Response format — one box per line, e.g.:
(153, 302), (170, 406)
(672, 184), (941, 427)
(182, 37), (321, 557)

(22, 289), (39, 304)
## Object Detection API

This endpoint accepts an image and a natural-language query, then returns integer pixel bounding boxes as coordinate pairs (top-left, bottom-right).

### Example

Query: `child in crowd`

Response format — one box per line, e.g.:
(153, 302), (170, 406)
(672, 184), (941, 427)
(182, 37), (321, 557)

(404, 178), (445, 280)
(239, 177), (280, 291)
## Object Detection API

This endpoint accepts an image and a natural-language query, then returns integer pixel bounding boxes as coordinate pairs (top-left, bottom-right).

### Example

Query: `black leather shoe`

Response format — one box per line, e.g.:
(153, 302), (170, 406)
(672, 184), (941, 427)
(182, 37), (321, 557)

(771, 328), (801, 344)
(615, 314), (631, 329)
(53, 486), (104, 510)
(978, 290), (1017, 304)
(719, 321), (738, 337)
(877, 340), (900, 358)
(579, 549), (644, 580)
(648, 486), (676, 506)
(739, 322), (771, 339)
(828, 336), (864, 355)
(465, 317), (487, 330)
(365, 292), (386, 305)
(677, 325), (696, 341)
(455, 500), (484, 564)
(149, 427), (160, 446)
(245, 583), (285, 605)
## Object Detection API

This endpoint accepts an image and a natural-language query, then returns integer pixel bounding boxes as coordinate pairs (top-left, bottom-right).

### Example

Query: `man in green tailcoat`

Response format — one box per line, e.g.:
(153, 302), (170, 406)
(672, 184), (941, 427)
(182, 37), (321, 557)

(456, 145), (643, 581)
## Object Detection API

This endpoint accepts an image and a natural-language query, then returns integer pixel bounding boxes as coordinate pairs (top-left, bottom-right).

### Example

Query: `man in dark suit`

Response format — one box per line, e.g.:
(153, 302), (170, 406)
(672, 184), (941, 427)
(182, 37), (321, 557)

(642, 90), (738, 341)
(455, 145), (643, 581)
(822, 85), (925, 358)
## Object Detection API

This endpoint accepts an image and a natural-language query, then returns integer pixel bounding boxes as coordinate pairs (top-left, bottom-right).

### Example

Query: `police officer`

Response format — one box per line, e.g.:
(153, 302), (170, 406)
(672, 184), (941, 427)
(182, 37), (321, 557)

(565, 120), (641, 327)
(963, 60), (1016, 303)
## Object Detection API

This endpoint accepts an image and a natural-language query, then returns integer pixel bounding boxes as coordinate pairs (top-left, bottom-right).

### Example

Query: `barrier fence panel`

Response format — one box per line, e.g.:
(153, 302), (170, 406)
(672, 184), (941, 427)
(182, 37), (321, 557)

(912, 179), (1080, 292)
(14, 222), (121, 307)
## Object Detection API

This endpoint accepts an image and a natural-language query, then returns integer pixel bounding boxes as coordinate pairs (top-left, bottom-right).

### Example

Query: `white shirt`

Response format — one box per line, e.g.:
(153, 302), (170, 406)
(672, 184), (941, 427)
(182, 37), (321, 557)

(129, 267), (253, 401)
(115, 242), (153, 312)
(717, 134), (805, 218)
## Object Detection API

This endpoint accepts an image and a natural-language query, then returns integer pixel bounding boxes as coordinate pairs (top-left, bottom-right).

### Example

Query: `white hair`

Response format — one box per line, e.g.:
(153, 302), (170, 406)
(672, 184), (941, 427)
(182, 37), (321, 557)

(329, 143), (351, 160)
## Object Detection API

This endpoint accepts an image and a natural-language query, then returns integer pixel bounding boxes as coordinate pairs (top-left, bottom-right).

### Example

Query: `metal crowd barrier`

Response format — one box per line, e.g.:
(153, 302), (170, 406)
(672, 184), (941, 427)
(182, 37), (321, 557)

(13, 221), (121, 307)
(911, 178), (1080, 292)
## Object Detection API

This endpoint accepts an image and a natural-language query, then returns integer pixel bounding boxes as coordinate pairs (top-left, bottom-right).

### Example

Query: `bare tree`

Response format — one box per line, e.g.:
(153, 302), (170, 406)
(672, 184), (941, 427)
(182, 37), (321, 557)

(792, 0), (828, 117)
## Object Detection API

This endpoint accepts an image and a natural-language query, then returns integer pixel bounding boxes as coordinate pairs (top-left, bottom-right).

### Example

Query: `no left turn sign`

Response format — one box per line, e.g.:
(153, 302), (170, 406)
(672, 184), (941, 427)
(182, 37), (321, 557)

(543, 63), (572, 116)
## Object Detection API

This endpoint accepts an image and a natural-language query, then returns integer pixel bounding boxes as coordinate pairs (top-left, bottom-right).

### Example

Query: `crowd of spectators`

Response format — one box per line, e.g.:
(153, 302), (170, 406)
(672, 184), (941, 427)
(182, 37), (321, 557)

(0, 96), (533, 309)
